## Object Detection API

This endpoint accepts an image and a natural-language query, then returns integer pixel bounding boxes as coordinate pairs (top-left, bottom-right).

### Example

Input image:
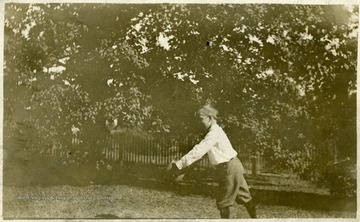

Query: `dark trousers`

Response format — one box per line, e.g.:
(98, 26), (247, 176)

(215, 157), (252, 209)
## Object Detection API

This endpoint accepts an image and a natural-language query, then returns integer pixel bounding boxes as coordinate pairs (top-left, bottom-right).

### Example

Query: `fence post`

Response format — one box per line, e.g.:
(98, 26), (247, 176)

(257, 152), (261, 174)
(251, 154), (257, 176)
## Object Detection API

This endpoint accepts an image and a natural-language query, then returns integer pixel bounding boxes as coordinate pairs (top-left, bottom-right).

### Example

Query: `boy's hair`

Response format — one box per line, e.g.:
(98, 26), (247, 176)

(197, 104), (218, 119)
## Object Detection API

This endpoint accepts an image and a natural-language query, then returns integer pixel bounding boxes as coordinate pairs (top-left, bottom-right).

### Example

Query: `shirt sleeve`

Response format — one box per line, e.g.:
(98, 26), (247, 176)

(175, 129), (218, 170)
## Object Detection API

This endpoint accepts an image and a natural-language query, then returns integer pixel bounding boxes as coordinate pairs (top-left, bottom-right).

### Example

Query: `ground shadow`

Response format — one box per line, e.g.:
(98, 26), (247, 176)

(4, 161), (356, 212)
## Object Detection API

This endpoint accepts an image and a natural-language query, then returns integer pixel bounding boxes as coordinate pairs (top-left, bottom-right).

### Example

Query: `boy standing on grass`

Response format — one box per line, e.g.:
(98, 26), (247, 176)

(166, 104), (257, 219)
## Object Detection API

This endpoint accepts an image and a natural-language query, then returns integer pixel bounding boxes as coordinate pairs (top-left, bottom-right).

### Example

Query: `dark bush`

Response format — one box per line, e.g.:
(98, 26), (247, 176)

(319, 159), (356, 198)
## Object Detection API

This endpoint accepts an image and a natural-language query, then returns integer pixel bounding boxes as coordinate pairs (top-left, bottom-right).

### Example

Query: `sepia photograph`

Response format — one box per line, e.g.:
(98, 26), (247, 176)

(1, 0), (358, 220)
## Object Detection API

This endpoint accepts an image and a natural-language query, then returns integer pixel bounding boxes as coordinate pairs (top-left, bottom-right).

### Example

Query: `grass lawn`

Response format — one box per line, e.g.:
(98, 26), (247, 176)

(3, 184), (356, 219)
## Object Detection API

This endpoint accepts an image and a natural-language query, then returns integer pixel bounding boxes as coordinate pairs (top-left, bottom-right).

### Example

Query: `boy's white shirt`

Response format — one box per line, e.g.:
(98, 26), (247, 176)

(175, 123), (238, 170)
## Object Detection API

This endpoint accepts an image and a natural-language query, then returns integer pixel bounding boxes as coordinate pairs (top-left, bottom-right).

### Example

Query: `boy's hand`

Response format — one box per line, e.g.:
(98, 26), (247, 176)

(166, 161), (175, 172)
(165, 161), (181, 179)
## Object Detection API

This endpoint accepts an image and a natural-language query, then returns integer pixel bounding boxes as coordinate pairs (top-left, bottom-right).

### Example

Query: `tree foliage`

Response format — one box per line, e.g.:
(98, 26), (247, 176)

(4, 3), (358, 183)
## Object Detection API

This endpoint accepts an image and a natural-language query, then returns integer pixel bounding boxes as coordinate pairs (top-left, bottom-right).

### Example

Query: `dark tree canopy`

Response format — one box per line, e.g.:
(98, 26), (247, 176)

(3, 3), (358, 176)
